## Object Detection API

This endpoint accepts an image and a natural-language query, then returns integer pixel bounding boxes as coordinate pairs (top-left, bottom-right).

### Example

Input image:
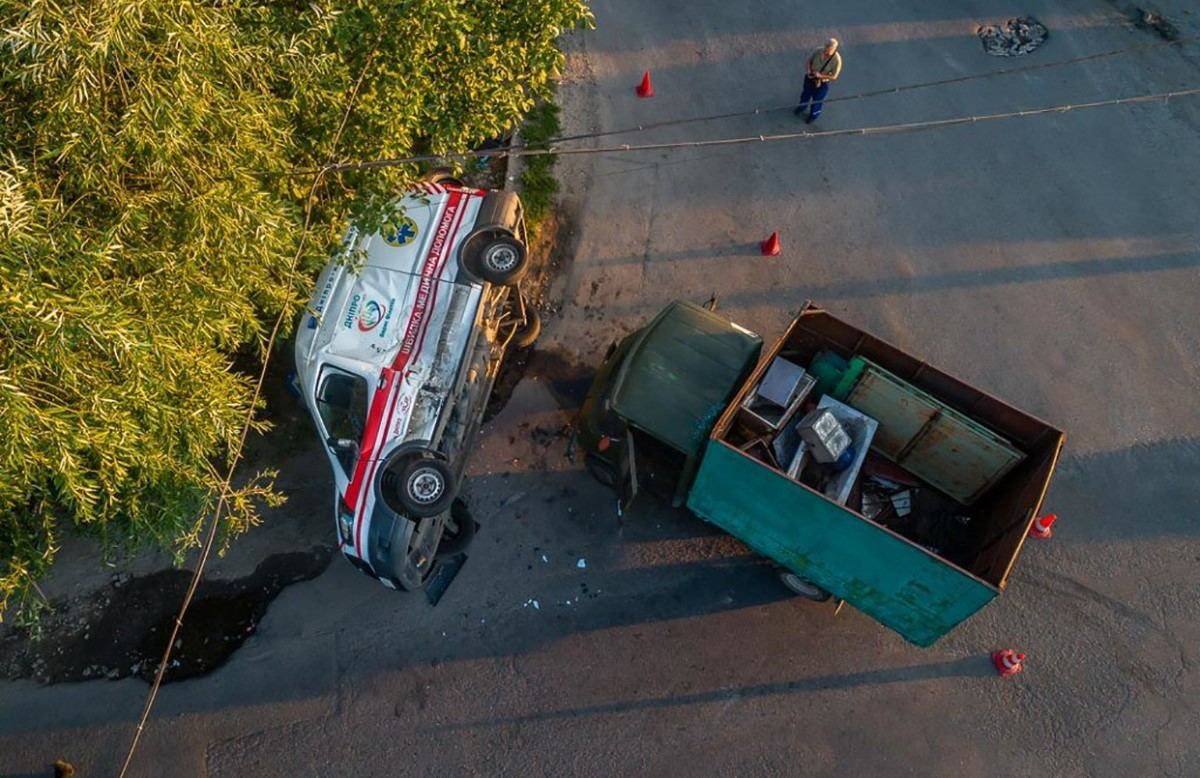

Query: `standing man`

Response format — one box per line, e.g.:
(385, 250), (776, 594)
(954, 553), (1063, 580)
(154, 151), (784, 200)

(795, 38), (842, 124)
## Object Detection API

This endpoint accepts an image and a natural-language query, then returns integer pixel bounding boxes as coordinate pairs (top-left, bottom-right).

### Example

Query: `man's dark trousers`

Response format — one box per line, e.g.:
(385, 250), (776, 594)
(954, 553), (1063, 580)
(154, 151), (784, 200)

(798, 76), (830, 119)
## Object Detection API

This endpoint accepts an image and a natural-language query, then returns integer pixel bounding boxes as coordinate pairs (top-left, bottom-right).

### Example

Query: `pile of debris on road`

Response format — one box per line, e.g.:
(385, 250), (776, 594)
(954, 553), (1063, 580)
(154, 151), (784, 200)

(977, 16), (1048, 57)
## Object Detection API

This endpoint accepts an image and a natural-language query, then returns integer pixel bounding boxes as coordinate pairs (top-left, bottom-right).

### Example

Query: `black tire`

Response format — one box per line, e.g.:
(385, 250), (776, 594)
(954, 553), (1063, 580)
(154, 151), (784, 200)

(777, 569), (832, 601)
(477, 236), (528, 285)
(396, 457), (456, 518)
(585, 453), (617, 487)
(436, 499), (478, 558)
(421, 167), (464, 187)
(511, 305), (541, 349)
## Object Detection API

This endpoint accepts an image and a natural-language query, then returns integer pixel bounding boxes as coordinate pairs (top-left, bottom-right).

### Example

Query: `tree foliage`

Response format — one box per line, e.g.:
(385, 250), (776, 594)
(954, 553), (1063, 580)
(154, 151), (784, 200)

(0, 0), (591, 621)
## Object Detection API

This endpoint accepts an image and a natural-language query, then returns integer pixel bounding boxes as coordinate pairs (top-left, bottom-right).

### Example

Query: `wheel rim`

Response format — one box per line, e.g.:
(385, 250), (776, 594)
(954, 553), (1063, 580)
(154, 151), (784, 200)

(485, 245), (518, 272)
(408, 468), (445, 504)
(782, 572), (823, 598)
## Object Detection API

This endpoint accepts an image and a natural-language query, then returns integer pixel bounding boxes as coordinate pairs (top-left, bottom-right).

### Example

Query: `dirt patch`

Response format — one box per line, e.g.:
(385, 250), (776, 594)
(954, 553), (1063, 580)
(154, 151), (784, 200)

(486, 208), (584, 421)
(0, 546), (333, 685)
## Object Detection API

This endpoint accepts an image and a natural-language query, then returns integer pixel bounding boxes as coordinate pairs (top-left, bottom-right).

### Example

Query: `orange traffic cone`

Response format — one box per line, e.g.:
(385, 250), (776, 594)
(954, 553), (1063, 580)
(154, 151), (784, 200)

(1029, 513), (1057, 539)
(992, 649), (1025, 677)
(636, 71), (654, 98)
(760, 231), (781, 256)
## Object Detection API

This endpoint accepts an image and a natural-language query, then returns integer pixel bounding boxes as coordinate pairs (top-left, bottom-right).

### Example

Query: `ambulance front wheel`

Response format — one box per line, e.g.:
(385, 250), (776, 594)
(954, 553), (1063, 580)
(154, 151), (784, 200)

(397, 457), (455, 518)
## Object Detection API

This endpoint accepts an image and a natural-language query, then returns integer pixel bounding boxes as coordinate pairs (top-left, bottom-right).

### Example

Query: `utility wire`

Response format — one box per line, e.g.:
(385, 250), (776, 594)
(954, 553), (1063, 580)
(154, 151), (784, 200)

(548, 34), (1198, 144)
(115, 37), (386, 778)
(267, 33), (1198, 178)
(311, 86), (1200, 174)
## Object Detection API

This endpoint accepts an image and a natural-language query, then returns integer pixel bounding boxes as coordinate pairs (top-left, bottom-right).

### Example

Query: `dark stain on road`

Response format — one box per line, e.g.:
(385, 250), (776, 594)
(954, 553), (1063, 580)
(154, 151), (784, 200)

(1133, 7), (1181, 41)
(486, 347), (596, 421)
(0, 546), (333, 686)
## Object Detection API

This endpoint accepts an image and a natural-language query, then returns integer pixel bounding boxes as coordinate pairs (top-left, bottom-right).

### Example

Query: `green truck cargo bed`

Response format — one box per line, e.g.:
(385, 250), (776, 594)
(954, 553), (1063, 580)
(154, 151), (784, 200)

(687, 304), (1064, 646)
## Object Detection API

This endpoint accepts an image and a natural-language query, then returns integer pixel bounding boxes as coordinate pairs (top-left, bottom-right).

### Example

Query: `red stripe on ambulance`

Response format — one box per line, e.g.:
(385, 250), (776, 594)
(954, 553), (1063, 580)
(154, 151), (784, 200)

(346, 191), (467, 554)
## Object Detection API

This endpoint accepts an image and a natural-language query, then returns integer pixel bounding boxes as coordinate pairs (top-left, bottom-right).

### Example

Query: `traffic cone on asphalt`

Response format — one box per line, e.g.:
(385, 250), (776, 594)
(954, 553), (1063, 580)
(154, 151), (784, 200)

(636, 70), (655, 98)
(1029, 513), (1057, 539)
(760, 231), (781, 256)
(992, 649), (1025, 677)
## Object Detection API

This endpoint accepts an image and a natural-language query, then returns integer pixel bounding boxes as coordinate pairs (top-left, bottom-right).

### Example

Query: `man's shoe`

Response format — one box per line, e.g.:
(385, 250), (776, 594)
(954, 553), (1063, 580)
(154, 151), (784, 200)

(805, 114), (816, 124)
(793, 106), (803, 117)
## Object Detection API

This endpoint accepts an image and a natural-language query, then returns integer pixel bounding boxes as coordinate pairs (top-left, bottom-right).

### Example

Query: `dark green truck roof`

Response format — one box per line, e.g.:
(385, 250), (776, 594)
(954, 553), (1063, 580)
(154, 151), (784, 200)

(611, 301), (763, 459)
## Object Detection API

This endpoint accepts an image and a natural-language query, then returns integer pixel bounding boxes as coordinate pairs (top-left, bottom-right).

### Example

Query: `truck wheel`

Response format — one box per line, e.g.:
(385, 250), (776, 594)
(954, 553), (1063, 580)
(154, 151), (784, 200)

(585, 453), (617, 487)
(397, 457), (455, 518)
(778, 570), (832, 601)
(478, 236), (528, 285)
(511, 305), (541, 349)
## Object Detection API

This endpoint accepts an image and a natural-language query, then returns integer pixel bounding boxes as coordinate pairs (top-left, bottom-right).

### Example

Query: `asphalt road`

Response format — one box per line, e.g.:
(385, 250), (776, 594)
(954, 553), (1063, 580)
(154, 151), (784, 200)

(3, 1), (1200, 775)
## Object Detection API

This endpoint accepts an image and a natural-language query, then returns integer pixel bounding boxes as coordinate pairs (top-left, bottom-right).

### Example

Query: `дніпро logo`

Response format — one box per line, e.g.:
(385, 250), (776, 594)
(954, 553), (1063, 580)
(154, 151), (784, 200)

(357, 300), (386, 332)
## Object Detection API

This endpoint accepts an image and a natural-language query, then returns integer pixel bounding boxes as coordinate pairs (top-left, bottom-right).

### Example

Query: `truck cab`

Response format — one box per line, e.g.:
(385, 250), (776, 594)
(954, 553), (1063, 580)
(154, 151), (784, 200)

(575, 300), (763, 510)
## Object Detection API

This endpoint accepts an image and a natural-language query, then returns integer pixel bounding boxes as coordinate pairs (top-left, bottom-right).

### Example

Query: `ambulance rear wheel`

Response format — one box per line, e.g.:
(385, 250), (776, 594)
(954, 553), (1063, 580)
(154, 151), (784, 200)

(478, 236), (528, 285)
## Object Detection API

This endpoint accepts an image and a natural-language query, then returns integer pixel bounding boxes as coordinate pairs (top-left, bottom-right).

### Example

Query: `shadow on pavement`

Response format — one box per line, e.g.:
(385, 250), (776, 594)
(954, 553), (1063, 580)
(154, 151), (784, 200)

(718, 250), (1200, 304)
(5, 430), (1194, 733)
(587, 249), (1200, 313)
(437, 656), (992, 729)
(591, 240), (762, 267)
(1047, 436), (1200, 542)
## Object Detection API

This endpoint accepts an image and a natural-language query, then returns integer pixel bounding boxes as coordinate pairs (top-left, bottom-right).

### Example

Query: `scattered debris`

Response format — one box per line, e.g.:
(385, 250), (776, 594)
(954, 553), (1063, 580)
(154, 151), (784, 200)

(541, 554), (549, 563)
(1133, 7), (1181, 41)
(523, 598), (541, 610)
(576, 558), (587, 569)
(977, 16), (1048, 56)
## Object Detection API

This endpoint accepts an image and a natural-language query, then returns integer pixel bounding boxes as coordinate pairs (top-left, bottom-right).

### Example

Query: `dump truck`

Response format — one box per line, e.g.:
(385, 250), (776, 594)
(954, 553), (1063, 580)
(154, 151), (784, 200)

(576, 300), (1064, 646)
